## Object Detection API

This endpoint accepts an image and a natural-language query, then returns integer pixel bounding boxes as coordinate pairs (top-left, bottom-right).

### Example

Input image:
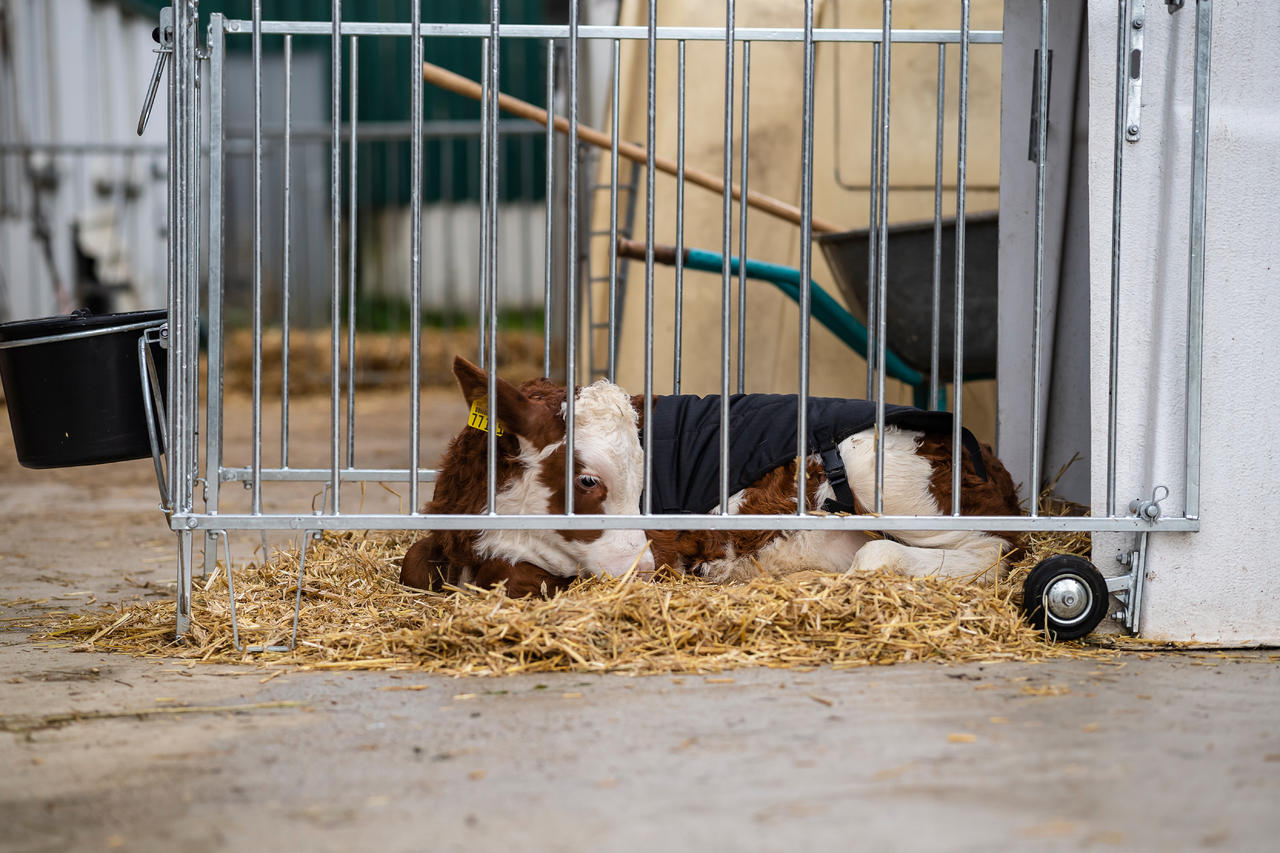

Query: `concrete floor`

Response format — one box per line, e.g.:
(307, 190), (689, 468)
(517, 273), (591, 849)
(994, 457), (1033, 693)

(2, 391), (1279, 851)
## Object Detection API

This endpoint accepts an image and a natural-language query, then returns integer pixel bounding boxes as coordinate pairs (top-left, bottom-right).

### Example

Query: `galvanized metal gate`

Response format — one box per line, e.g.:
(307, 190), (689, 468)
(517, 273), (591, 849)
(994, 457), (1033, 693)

(154, 1), (1212, 643)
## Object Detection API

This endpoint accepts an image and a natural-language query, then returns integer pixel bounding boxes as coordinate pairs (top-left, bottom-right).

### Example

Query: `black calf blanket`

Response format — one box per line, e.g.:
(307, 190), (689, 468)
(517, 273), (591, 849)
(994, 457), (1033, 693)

(645, 394), (985, 515)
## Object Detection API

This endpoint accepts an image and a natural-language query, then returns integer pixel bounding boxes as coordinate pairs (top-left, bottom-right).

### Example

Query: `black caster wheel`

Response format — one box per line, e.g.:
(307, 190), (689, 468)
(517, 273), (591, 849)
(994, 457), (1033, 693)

(1022, 554), (1109, 641)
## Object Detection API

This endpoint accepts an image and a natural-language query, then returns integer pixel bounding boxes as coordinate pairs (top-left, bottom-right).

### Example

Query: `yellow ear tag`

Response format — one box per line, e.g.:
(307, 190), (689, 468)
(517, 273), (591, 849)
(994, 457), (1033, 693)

(467, 399), (504, 437)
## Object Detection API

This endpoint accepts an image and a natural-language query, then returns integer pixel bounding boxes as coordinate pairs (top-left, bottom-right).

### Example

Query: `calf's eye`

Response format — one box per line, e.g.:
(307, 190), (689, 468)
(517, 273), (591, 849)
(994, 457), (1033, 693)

(576, 474), (601, 490)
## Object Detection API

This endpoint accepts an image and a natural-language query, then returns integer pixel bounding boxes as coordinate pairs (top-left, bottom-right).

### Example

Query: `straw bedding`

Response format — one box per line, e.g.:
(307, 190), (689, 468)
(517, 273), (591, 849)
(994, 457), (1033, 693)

(34, 521), (1106, 675)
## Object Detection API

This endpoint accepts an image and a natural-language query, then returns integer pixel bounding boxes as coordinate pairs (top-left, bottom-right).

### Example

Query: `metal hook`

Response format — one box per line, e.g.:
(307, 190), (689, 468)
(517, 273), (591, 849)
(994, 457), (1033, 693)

(137, 9), (174, 136)
(1129, 484), (1170, 521)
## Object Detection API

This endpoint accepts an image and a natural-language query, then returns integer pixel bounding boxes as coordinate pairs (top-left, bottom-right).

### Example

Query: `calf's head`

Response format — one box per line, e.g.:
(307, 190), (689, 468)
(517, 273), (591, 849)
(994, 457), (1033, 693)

(424, 356), (653, 582)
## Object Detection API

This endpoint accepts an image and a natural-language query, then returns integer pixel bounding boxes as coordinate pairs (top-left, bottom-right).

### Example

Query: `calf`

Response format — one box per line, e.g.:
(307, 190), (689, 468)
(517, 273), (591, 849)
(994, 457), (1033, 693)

(400, 357), (1020, 595)
(400, 357), (654, 596)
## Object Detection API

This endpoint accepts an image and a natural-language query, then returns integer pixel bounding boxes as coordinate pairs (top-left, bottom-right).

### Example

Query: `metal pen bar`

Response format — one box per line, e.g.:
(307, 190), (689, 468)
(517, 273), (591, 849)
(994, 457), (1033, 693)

(643, 0), (657, 514)
(329, 0), (342, 515)
(1029, 0), (1049, 516)
(187, 7), (200, 520)
(408, 0), (423, 512)
(477, 40), (491, 368)
(229, 20), (1004, 44)
(251, 1), (264, 515)
(866, 42), (881, 401)
(736, 41), (751, 395)
(204, 14), (227, 576)
(720, 0), (736, 515)
(952, 0), (971, 516)
(543, 39), (555, 377)
(797, 0), (816, 515)
(674, 40), (687, 395)
(346, 37), (359, 469)
(874, 0), (893, 513)
(1185, 0), (1213, 519)
(281, 35), (293, 467)
(1107, 0), (1130, 518)
(172, 512), (1196, 535)
(565, 0), (579, 516)
(486, 0), (501, 515)
(930, 43), (946, 411)
(608, 38), (621, 381)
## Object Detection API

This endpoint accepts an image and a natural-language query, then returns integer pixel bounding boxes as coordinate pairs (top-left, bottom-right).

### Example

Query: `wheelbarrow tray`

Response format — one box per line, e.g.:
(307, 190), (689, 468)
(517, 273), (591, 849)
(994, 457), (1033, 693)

(816, 212), (998, 378)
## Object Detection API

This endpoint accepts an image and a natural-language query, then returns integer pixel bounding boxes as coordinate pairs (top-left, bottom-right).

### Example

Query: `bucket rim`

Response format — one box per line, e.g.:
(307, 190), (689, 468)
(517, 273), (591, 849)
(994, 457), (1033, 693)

(0, 309), (167, 349)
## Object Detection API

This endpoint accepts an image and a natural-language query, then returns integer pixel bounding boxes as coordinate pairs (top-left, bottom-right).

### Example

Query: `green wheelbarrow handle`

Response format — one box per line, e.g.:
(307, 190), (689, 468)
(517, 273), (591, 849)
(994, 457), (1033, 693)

(616, 238), (931, 401)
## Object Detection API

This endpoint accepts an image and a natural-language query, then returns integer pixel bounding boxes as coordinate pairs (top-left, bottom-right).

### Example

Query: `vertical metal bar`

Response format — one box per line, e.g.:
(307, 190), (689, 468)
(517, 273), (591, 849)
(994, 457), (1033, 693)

(565, 0), (579, 515)
(1185, 0), (1213, 519)
(951, 0), (971, 516)
(930, 43), (946, 411)
(477, 39), (491, 368)
(608, 38), (621, 381)
(643, 0), (657, 514)
(204, 14), (226, 578)
(674, 40), (687, 395)
(719, 0), (736, 515)
(409, 0), (423, 512)
(1029, 0), (1049, 516)
(346, 37), (359, 469)
(543, 39), (555, 377)
(329, 0), (342, 514)
(281, 35), (293, 467)
(251, 0), (264, 515)
(866, 42), (881, 401)
(1107, 1), (1130, 519)
(797, 0), (816, 514)
(486, 0), (501, 515)
(873, 0), (893, 513)
(736, 41), (751, 395)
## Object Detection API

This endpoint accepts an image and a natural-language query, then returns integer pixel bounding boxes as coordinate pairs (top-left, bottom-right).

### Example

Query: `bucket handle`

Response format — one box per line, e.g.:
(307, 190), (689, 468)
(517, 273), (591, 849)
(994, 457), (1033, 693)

(137, 325), (169, 509)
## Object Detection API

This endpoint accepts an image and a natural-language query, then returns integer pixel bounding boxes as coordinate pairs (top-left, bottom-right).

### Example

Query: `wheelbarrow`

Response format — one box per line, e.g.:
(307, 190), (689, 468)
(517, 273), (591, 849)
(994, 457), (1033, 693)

(616, 237), (994, 410)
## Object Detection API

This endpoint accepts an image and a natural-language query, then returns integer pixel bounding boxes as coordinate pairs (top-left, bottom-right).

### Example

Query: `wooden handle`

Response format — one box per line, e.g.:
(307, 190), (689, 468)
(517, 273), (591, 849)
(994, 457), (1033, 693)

(616, 237), (683, 266)
(422, 60), (842, 236)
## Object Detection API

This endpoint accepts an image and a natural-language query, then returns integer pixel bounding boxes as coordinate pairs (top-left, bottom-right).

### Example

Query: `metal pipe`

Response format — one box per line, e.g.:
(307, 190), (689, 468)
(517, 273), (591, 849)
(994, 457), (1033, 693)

(565, 0), (579, 515)
(674, 40), (687, 395)
(737, 41), (751, 395)
(281, 35), (293, 467)
(1185, 0), (1213, 519)
(951, 0), (971, 516)
(251, 0), (263, 515)
(328, 0), (342, 514)
(346, 37), (359, 469)
(930, 43), (946, 411)
(1029, 0), (1049, 516)
(477, 41), (491, 368)
(608, 38), (621, 381)
(866, 42), (881, 401)
(486, 0), (501, 515)
(1106, 1), (1130, 519)
(874, 0), (893, 513)
(408, 1), (423, 512)
(796, 0), (817, 514)
(643, 0), (657, 514)
(544, 39), (556, 377)
(720, 0), (736, 515)
(204, 14), (227, 576)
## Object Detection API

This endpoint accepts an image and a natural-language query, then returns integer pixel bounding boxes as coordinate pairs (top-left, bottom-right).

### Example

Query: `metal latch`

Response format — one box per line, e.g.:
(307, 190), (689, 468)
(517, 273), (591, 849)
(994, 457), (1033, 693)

(1125, 0), (1146, 142)
(137, 7), (173, 136)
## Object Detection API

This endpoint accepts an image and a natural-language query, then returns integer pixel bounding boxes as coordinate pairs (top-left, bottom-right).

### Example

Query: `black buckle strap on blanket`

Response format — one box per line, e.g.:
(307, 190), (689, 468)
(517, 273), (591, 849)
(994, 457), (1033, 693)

(814, 422), (989, 515)
(815, 426), (859, 514)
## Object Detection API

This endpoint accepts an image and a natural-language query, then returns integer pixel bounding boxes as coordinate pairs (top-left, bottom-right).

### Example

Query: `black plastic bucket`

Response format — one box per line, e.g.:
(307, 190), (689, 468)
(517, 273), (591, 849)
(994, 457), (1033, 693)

(0, 309), (168, 469)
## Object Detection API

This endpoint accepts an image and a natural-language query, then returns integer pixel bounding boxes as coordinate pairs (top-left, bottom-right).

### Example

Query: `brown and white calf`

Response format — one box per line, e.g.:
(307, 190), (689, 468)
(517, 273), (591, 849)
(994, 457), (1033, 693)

(400, 357), (1020, 596)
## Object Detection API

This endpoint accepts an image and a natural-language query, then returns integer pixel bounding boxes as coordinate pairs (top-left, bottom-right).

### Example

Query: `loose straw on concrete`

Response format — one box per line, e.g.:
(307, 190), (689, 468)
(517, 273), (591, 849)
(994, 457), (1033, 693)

(35, 521), (1108, 676)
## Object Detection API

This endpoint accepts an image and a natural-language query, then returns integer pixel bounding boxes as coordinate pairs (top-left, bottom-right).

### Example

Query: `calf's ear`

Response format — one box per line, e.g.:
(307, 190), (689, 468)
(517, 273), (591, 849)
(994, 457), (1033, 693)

(452, 355), (560, 446)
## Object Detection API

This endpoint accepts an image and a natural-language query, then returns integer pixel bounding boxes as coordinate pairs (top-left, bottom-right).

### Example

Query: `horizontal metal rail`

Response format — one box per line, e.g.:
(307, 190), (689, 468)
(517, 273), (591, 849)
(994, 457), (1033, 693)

(219, 467), (438, 483)
(222, 21), (1002, 44)
(171, 512), (1199, 534)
